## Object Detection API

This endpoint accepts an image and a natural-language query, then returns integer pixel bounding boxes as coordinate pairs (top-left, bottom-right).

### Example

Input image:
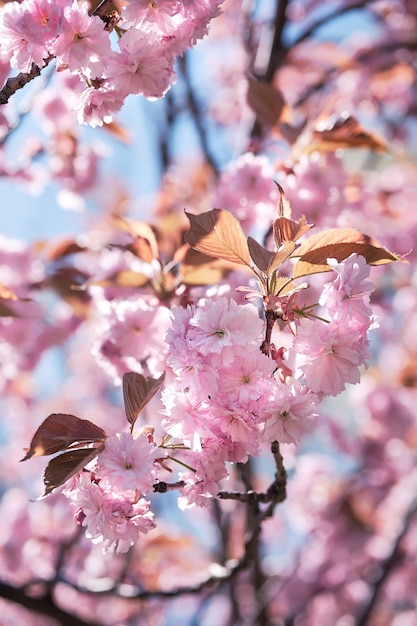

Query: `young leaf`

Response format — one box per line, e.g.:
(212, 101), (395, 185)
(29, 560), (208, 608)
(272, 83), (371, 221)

(123, 372), (165, 428)
(185, 209), (252, 267)
(247, 79), (286, 127)
(21, 414), (107, 461)
(177, 245), (248, 285)
(44, 238), (86, 261)
(248, 237), (295, 274)
(273, 215), (314, 247)
(275, 183), (292, 219)
(291, 228), (401, 278)
(247, 238), (276, 273)
(309, 111), (387, 153)
(113, 215), (159, 262)
(43, 447), (104, 497)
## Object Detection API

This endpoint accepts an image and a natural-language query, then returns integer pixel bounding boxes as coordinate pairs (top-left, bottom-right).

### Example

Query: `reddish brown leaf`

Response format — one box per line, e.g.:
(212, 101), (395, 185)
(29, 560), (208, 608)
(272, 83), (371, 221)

(309, 111), (387, 153)
(180, 261), (235, 286)
(247, 238), (276, 273)
(44, 238), (86, 261)
(123, 372), (165, 427)
(108, 270), (150, 288)
(247, 80), (286, 127)
(275, 183), (292, 219)
(273, 215), (314, 247)
(268, 241), (297, 273)
(102, 119), (131, 142)
(113, 216), (159, 261)
(291, 228), (401, 278)
(185, 209), (251, 267)
(247, 238), (296, 274)
(46, 266), (91, 315)
(43, 447), (103, 496)
(21, 414), (107, 461)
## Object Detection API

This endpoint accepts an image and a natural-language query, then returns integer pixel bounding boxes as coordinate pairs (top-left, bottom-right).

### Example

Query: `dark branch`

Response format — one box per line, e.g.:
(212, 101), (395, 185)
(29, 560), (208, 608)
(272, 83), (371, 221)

(0, 1), (113, 106)
(290, 0), (374, 49)
(177, 54), (219, 176)
(263, 0), (290, 82)
(0, 59), (51, 106)
(0, 581), (101, 626)
(356, 495), (417, 626)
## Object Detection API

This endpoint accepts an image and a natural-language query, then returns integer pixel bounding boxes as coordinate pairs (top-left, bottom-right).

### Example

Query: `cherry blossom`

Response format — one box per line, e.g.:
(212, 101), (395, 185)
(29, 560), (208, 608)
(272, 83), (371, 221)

(96, 432), (161, 494)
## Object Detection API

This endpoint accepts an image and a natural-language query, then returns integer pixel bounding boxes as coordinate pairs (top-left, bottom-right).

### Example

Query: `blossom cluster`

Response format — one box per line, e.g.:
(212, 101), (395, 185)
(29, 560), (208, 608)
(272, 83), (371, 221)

(62, 252), (377, 550)
(0, 0), (224, 125)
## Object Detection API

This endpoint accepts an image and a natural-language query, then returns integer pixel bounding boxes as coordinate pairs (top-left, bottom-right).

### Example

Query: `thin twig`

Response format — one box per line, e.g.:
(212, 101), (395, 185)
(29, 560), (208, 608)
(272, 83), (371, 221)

(177, 54), (219, 176)
(356, 494), (417, 626)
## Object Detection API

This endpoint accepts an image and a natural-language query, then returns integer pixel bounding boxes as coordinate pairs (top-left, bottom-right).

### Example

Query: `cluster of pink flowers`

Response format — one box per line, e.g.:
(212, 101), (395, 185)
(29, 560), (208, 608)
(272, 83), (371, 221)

(62, 251), (379, 550)
(64, 431), (160, 552)
(91, 293), (172, 384)
(0, 0), (224, 125)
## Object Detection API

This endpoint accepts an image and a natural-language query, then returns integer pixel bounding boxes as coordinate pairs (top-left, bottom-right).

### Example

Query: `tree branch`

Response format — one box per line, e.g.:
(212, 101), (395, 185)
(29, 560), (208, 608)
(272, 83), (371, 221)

(0, 59), (52, 106)
(0, 581), (101, 626)
(263, 0), (290, 83)
(177, 54), (219, 176)
(356, 494), (417, 626)
(0, 0), (113, 106)
(290, 0), (374, 49)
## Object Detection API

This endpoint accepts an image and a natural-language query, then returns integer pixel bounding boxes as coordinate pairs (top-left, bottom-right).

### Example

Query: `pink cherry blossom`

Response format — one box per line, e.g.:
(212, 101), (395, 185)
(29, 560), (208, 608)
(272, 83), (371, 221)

(209, 401), (264, 444)
(122, 0), (178, 33)
(109, 29), (175, 99)
(213, 153), (278, 234)
(96, 432), (161, 494)
(92, 295), (171, 383)
(52, 1), (111, 74)
(262, 382), (318, 444)
(75, 86), (125, 127)
(187, 297), (264, 365)
(69, 475), (156, 553)
(0, 0), (64, 73)
(293, 318), (371, 396)
(161, 385), (213, 449)
(319, 253), (375, 325)
(216, 349), (276, 406)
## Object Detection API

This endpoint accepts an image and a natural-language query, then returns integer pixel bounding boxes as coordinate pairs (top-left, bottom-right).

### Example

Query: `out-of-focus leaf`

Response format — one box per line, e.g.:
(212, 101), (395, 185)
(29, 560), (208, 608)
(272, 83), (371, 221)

(94, 270), (150, 289)
(292, 228), (402, 278)
(123, 372), (165, 428)
(103, 119), (131, 142)
(113, 216), (159, 262)
(308, 111), (387, 153)
(46, 266), (91, 315)
(180, 261), (233, 286)
(43, 447), (103, 496)
(21, 413), (107, 461)
(247, 79), (286, 127)
(44, 238), (86, 261)
(185, 209), (251, 267)
(176, 245), (241, 285)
